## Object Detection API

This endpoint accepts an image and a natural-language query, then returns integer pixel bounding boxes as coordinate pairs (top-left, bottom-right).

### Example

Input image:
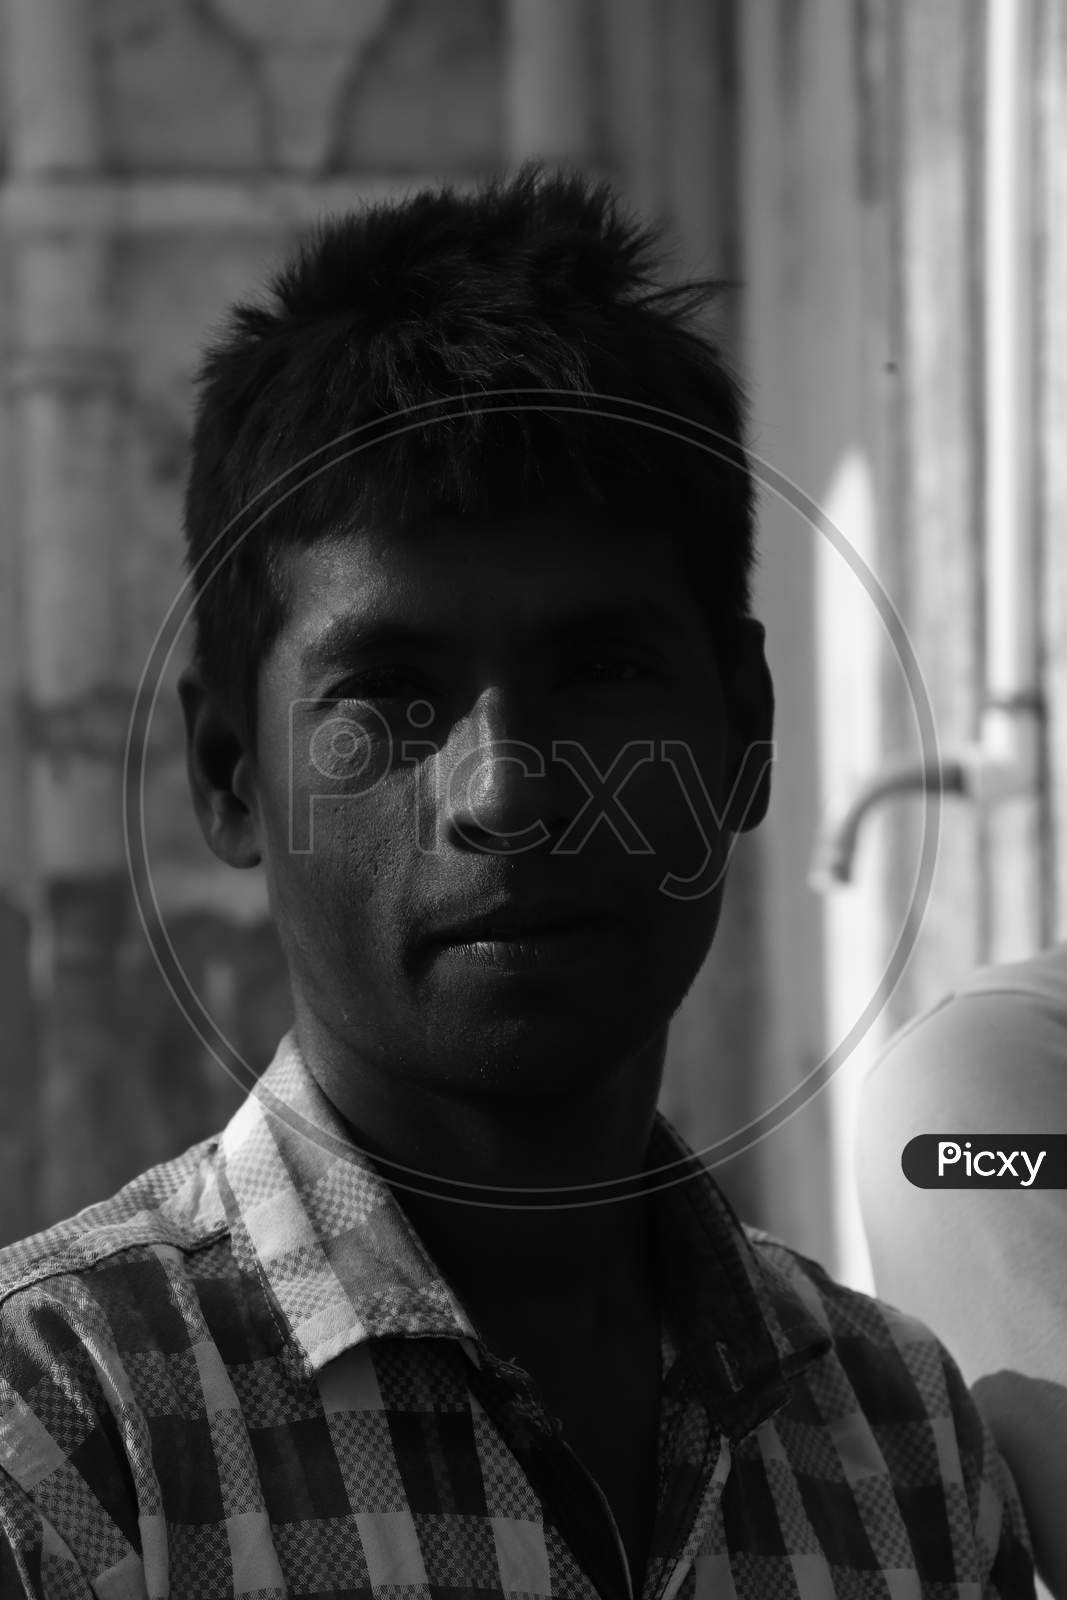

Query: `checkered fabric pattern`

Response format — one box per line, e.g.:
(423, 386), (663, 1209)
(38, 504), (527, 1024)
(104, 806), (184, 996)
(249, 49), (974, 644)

(0, 1031), (1034, 1599)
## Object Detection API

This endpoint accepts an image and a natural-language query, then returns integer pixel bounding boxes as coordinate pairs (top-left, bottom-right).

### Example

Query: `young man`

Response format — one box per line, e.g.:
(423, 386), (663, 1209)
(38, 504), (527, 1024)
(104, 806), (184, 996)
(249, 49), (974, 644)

(0, 169), (1034, 1598)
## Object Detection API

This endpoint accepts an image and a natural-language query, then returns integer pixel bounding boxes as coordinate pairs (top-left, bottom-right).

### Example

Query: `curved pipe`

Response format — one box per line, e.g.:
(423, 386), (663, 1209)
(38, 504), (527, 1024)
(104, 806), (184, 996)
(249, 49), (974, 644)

(812, 696), (1043, 892)
(809, 757), (967, 889)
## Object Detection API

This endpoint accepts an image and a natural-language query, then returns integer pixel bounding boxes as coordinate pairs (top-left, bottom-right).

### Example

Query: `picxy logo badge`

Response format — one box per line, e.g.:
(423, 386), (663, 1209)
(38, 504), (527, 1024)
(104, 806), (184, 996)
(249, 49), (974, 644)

(902, 1135), (1067, 1189)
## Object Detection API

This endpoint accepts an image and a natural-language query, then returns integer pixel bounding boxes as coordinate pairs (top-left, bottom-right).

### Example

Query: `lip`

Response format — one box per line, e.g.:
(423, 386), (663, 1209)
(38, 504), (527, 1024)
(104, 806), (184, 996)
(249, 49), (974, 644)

(428, 897), (614, 944)
(422, 896), (614, 940)
(431, 917), (621, 973)
(423, 901), (623, 974)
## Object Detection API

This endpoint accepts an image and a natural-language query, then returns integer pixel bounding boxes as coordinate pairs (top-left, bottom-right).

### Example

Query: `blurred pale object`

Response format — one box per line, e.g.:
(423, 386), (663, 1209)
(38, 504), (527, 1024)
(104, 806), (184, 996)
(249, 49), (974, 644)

(505, 0), (591, 162)
(209, 0), (396, 49)
(208, 0), (398, 170)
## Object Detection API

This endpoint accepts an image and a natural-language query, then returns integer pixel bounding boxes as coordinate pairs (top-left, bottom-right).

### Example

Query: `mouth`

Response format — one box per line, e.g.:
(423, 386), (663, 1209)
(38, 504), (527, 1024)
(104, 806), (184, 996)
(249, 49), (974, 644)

(426, 906), (623, 974)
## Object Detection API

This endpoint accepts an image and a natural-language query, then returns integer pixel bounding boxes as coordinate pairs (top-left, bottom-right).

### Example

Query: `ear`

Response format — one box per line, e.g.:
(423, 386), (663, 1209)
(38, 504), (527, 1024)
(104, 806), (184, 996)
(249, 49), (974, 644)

(722, 619), (775, 834)
(178, 664), (262, 868)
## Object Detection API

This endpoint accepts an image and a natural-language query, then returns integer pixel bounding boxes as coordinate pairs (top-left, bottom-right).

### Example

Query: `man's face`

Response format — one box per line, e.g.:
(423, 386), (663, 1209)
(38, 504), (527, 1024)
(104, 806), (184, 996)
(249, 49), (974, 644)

(244, 514), (770, 1099)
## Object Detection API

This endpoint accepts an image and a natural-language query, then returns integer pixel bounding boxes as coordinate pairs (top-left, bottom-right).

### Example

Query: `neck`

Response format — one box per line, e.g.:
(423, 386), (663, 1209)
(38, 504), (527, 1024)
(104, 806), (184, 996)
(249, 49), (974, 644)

(291, 1001), (667, 1320)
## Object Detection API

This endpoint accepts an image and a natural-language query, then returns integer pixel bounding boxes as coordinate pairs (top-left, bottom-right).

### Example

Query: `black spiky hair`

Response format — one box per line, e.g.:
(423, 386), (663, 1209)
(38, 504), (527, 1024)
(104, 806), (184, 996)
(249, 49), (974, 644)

(183, 164), (755, 738)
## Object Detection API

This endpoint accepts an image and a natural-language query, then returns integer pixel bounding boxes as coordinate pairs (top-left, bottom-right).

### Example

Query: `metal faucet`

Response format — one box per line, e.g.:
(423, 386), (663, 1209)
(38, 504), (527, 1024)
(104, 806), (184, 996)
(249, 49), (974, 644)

(810, 697), (1043, 891)
(809, 758), (966, 889)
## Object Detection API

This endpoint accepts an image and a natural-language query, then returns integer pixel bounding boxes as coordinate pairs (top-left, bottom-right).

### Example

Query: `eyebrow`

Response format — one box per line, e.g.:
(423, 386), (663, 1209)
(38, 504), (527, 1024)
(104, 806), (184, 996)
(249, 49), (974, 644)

(301, 619), (448, 678)
(299, 600), (680, 679)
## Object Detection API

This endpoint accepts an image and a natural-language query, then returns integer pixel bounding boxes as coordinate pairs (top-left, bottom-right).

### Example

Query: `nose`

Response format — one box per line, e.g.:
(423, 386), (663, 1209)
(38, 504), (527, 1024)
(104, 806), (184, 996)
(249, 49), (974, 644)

(436, 687), (564, 855)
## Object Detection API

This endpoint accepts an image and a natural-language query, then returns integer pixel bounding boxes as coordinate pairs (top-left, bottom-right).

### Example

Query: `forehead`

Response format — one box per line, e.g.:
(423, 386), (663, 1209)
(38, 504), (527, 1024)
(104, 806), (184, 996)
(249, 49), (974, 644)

(278, 515), (704, 654)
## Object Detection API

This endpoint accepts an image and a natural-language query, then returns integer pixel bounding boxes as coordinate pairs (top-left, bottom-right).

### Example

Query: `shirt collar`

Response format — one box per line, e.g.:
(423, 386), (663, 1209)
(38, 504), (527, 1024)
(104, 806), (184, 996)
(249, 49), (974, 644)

(644, 1120), (831, 1435)
(218, 1030), (829, 1428)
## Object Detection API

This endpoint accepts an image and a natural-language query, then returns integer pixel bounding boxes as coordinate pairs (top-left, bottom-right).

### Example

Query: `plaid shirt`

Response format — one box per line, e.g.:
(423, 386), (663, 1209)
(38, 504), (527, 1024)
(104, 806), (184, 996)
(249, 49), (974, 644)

(0, 1032), (1034, 1600)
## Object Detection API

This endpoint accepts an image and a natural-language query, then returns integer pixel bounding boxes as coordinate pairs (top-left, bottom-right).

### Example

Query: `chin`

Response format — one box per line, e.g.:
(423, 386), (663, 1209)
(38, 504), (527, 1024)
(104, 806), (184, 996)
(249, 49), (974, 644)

(431, 1007), (662, 1102)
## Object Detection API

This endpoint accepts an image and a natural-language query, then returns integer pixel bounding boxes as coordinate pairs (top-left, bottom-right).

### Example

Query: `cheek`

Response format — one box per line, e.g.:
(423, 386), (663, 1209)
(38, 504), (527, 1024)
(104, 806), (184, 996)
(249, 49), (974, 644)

(612, 745), (733, 940)
(260, 699), (412, 870)
(310, 800), (407, 899)
(625, 742), (729, 849)
(260, 771), (416, 952)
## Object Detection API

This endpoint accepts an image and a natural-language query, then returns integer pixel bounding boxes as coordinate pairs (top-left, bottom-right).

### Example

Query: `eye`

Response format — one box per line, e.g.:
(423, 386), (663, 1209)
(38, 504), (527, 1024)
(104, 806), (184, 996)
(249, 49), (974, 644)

(333, 668), (429, 703)
(576, 656), (656, 685)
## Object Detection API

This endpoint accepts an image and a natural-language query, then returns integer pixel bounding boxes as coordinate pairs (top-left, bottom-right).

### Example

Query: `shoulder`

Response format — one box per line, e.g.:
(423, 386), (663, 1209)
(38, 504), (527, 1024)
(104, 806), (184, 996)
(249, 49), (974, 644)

(855, 950), (1067, 1370)
(0, 1137), (233, 1475)
(850, 956), (1067, 1595)
(745, 1225), (983, 1437)
(748, 1223), (968, 1386)
(861, 942), (1067, 1132)
(0, 1141), (241, 1587)
(746, 1226), (1018, 1481)
(856, 946), (1067, 1323)
(0, 1135), (227, 1309)
(744, 1229), (1033, 1588)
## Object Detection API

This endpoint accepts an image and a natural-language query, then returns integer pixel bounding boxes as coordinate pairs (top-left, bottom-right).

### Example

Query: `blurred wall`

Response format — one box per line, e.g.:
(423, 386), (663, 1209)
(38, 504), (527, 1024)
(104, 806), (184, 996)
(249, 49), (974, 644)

(742, 0), (1065, 1287)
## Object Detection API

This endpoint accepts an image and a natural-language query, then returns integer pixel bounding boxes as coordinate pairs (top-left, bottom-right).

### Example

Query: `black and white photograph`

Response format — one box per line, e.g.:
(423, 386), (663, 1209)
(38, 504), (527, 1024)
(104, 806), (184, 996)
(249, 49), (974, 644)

(0, 3), (1061, 1596)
